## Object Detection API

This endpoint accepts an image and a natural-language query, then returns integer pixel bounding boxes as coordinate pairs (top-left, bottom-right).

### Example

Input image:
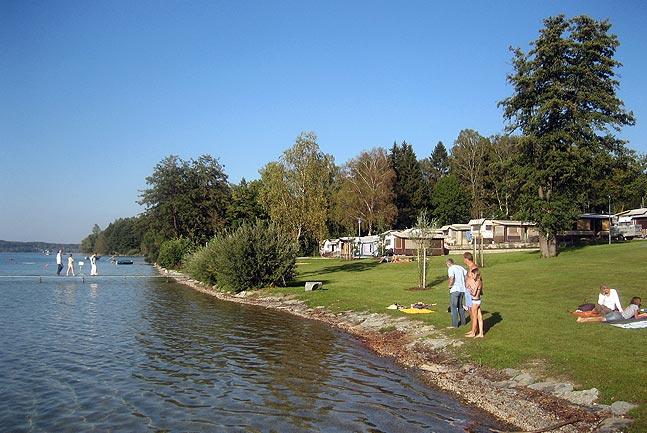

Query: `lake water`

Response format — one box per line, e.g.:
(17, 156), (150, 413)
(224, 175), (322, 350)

(0, 252), (503, 432)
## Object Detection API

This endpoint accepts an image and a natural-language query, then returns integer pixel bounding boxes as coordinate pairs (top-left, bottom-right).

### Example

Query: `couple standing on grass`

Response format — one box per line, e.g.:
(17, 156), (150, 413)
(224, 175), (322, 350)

(446, 252), (484, 338)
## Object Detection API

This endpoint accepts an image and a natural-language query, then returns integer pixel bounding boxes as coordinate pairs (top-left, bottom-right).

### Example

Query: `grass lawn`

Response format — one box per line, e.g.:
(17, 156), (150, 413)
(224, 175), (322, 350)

(273, 241), (647, 432)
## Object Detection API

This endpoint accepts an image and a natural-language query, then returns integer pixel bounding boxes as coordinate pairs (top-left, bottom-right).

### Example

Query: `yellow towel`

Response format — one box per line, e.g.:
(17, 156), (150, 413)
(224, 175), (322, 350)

(400, 308), (434, 314)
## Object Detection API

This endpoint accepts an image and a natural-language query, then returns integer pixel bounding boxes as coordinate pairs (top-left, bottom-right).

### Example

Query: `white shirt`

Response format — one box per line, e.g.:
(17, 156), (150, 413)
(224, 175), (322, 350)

(598, 288), (623, 312)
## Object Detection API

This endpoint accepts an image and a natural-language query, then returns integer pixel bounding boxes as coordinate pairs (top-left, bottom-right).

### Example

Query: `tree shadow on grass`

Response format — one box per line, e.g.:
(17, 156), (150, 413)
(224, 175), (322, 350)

(300, 260), (380, 278)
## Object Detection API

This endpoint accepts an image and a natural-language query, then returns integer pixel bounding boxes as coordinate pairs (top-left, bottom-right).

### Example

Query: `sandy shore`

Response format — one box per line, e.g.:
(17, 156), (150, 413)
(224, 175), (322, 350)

(161, 268), (634, 433)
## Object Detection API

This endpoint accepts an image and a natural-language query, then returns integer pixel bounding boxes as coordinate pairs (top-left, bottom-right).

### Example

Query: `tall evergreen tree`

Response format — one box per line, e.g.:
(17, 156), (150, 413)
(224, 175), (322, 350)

(499, 15), (635, 257)
(420, 141), (450, 199)
(431, 175), (471, 226)
(390, 141), (427, 228)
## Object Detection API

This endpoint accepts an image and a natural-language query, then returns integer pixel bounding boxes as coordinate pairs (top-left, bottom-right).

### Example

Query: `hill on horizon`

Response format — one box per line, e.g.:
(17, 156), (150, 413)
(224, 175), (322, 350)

(0, 240), (80, 253)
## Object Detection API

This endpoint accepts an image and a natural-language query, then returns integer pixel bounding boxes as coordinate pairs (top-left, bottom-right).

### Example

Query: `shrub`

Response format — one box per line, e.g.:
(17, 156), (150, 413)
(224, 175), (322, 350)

(187, 220), (298, 292)
(184, 243), (218, 286)
(157, 237), (193, 269)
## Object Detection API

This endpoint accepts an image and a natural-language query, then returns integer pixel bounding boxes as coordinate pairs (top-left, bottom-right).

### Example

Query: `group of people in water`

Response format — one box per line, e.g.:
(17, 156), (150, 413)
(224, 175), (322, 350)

(446, 252), (484, 337)
(577, 285), (646, 323)
(55, 250), (98, 276)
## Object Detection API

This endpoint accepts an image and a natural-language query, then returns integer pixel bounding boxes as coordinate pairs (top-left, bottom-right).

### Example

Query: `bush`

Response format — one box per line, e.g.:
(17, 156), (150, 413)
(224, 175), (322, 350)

(184, 243), (219, 286)
(186, 220), (298, 292)
(157, 237), (193, 269)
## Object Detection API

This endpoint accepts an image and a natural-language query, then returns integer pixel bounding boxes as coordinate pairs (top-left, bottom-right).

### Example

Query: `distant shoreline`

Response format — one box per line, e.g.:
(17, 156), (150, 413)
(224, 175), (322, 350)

(0, 240), (80, 253)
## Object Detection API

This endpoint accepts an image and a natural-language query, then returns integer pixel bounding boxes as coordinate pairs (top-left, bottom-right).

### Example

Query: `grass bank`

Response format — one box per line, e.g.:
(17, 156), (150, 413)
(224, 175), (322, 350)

(271, 241), (647, 432)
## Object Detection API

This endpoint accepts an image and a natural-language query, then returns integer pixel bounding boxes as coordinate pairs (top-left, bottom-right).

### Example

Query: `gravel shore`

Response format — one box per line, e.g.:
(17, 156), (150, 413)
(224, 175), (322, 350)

(163, 269), (635, 433)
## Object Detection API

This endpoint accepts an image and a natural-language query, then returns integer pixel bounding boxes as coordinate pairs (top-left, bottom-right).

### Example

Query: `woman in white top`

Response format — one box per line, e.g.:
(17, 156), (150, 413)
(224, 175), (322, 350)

(593, 285), (622, 315)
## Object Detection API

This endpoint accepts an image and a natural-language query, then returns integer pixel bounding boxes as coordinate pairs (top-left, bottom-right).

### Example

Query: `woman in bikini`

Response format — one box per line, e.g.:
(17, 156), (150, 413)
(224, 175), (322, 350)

(466, 267), (484, 338)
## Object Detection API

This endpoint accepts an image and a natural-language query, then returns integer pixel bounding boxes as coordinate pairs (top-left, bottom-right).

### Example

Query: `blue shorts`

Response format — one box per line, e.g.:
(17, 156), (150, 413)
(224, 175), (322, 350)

(464, 289), (472, 307)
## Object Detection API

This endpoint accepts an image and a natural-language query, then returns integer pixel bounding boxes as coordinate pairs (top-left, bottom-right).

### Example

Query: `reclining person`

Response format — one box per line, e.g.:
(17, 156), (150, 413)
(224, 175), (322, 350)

(578, 297), (646, 322)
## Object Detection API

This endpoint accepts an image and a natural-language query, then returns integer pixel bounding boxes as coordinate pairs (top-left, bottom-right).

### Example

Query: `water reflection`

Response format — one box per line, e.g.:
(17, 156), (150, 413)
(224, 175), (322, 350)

(0, 255), (503, 432)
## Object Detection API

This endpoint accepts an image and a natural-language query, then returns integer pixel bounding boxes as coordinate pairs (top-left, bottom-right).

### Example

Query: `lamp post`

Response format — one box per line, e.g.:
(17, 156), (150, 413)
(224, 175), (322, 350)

(608, 195), (612, 245)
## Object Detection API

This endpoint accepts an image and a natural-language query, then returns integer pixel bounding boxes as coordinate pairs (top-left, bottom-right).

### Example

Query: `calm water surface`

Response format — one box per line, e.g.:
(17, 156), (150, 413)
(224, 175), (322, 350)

(0, 252), (503, 432)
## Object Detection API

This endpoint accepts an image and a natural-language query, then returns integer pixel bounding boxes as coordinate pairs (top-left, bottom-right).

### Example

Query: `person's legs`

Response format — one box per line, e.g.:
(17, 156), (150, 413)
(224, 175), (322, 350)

(577, 316), (605, 322)
(450, 291), (461, 327)
(458, 292), (466, 326)
(476, 306), (484, 337)
(593, 304), (612, 315)
(466, 304), (478, 336)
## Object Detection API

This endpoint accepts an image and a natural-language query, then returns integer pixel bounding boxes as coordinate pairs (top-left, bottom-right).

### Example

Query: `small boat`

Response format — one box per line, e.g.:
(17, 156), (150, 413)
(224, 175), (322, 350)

(116, 260), (134, 265)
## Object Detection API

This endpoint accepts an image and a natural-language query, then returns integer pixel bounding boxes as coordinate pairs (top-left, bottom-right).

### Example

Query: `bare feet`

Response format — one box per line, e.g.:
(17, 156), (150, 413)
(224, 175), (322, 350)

(465, 333), (475, 337)
(475, 334), (484, 338)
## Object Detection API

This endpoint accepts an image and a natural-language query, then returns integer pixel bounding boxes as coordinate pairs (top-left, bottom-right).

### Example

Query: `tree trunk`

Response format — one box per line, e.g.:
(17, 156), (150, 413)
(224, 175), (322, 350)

(539, 234), (558, 258)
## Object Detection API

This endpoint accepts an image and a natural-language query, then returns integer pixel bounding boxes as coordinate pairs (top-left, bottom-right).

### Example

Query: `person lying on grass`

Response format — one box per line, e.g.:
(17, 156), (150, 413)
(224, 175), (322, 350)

(577, 297), (647, 322)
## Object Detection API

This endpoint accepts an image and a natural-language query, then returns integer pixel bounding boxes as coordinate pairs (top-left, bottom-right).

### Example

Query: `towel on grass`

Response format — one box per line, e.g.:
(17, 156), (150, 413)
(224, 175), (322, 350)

(608, 318), (647, 329)
(400, 308), (434, 314)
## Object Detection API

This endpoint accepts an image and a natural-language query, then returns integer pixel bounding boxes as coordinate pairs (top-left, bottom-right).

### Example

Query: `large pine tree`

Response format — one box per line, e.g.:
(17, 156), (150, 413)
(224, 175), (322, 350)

(499, 15), (635, 257)
(390, 141), (428, 229)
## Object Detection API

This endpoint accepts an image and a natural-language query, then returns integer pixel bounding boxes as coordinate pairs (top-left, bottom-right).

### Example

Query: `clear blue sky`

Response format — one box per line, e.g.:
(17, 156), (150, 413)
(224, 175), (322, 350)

(2, 0), (646, 244)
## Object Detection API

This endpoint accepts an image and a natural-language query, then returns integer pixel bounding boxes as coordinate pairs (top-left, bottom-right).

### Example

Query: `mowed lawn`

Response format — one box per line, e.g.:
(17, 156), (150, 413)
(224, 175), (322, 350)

(273, 241), (647, 432)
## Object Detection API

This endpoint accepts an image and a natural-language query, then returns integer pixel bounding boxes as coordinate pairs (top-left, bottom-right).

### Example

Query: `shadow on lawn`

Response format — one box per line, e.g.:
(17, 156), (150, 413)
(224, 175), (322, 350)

(484, 311), (503, 333)
(303, 260), (380, 276)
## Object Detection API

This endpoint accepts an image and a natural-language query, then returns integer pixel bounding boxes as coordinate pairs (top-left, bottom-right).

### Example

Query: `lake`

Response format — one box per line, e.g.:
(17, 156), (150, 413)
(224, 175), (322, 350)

(0, 252), (503, 432)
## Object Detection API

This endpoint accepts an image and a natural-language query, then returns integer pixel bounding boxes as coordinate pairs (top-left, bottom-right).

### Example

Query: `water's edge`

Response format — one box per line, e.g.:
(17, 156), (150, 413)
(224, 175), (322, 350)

(158, 266), (610, 432)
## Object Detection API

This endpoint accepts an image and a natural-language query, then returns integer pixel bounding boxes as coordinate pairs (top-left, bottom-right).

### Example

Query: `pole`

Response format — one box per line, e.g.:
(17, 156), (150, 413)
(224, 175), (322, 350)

(608, 195), (612, 245)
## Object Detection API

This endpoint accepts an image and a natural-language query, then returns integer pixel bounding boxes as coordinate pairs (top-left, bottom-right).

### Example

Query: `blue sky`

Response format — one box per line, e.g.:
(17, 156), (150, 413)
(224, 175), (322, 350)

(2, 0), (646, 244)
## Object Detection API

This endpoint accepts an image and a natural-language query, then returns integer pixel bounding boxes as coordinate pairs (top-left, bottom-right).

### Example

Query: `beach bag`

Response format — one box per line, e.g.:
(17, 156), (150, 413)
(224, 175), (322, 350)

(578, 303), (595, 312)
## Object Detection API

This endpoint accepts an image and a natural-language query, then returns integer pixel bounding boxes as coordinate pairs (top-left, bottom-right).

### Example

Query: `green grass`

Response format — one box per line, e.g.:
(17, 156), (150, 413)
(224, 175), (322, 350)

(272, 242), (647, 432)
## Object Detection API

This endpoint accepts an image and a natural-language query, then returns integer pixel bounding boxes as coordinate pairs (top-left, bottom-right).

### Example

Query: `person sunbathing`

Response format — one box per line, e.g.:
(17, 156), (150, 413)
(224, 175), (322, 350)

(577, 297), (646, 322)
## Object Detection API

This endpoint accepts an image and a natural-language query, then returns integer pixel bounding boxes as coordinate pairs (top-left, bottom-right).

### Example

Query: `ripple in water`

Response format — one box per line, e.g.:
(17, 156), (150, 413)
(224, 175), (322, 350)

(0, 253), (503, 432)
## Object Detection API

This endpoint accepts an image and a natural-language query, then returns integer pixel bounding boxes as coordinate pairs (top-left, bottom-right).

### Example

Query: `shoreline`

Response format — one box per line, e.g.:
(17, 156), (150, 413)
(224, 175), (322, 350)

(160, 267), (633, 433)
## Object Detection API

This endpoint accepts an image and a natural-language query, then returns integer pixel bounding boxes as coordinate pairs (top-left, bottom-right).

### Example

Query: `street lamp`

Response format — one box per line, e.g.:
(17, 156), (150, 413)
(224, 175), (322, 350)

(608, 194), (612, 245)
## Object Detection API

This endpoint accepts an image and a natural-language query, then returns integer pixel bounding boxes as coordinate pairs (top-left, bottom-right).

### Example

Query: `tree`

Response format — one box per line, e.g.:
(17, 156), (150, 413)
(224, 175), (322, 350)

(412, 209), (438, 289)
(80, 224), (101, 253)
(185, 220), (299, 292)
(420, 141), (450, 191)
(390, 141), (427, 228)
(102, 217), (141, 255)
(431, 175), (471, 225)
(334, 147), (397, 235)
(499, 15), (635, 257)
(259, 131), (335, 249)
(450, 129), (491, 219)
(227, 178), (268, 229)
(138, 155), (231, 245)
(486, 134), (521, 218)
